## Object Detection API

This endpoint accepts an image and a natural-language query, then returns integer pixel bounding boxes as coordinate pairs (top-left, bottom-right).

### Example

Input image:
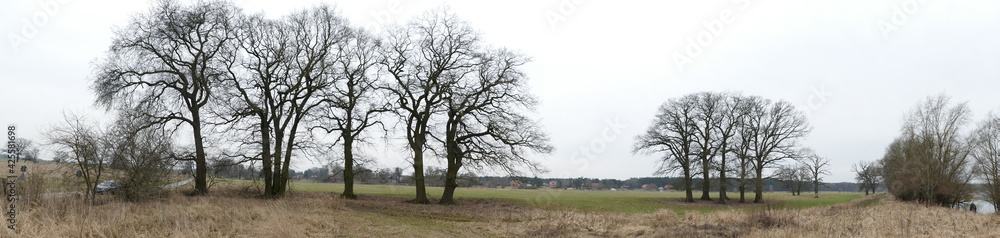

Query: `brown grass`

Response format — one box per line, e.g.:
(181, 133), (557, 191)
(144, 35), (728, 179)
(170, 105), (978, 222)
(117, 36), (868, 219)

(2, 186), (998, 237)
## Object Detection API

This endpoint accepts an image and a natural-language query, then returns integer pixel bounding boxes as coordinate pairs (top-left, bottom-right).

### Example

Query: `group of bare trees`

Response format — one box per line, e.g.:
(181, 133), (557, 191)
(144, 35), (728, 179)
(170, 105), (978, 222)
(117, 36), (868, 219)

(878, 94), (997, 207)
(634, 92), (815, 203)
(89, 0), (550, 203)
(772, 149), (830, 198)
(46, 109), (177, 203)
(852, 160), (881, 195)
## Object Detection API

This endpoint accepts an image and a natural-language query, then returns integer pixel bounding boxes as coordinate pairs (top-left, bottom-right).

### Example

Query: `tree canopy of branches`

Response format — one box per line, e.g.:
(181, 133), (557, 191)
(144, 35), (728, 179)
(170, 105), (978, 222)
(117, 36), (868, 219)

(91, 0), (239, 195)
(773, 163), (808, 196)
(437, 32), (553, 204)
(636, 92), (810, 203)
(105, 108), (177, 201)
(220, 5), (348, 197)
(46, 114), (107, 203)
(314, 22), (388, 200)
(11, 138), (39, 161)
(799, 149), (830, 198)
(880, 95), (973, 207)
(972, 111), (1000, 212)
(853, 160), (881, 195)
(380, 10), (479, 204)
(634, 94), (701, 202)
(743, 99), (810, 203)
(692, 92), (724, 201)
(90, 3), (550, 204)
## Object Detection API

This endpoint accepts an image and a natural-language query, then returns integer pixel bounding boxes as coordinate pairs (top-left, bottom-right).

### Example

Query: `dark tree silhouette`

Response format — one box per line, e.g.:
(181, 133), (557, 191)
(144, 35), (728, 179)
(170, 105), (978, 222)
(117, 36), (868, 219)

(91, 0), (239, 194)
(880, 95), (973, 206)
(438, 46), (553, 205)
(712, 93), (748, 204)
(692, 92), (723, 201)
(220, 5), (348, 197)
(852, 160), (881, 195)
(799, 148), (830, 198)
(744, 100), (810, 203)
(971, 111), (1000, 212)
(46, 113), (107, 203)
(315, 25), (389, 200)
(381, 9), (478, 204)
(634, 95), (701, 202)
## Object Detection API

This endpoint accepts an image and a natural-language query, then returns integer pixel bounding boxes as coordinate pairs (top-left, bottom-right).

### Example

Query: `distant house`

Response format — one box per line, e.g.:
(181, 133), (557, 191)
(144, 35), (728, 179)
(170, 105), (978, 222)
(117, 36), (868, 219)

(548, 180), (559, 188)
(591, 183), (602, 190)
(328, 174), (343, 183)
(663, 185), (673, 191)
(641, 184), (657, 190)
(510, 180), (523, 187)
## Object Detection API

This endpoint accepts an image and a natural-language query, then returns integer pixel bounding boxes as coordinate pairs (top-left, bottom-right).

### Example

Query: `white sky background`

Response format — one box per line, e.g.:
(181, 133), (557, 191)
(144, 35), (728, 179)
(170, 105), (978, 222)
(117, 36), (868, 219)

(2, 0), (1000, 183)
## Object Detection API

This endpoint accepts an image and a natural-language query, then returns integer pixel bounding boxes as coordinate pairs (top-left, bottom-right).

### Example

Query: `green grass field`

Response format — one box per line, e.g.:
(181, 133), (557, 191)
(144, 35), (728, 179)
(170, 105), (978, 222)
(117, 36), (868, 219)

(228, 180), (864, 214)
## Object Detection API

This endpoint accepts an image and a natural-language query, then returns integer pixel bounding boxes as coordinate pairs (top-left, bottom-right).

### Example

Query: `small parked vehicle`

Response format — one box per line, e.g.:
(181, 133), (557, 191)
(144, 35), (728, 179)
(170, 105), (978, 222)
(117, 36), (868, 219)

(95, 180), (122, 194)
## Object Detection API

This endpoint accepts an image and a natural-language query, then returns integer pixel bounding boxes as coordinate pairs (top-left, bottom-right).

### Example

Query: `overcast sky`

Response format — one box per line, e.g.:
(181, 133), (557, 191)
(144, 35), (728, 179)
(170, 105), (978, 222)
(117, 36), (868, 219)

(2, 0), (1000, 182)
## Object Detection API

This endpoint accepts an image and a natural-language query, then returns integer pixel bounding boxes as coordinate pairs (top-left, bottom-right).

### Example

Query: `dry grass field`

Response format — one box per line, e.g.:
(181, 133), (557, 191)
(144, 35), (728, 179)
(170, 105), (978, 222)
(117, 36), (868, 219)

(1, 182), (998, 237)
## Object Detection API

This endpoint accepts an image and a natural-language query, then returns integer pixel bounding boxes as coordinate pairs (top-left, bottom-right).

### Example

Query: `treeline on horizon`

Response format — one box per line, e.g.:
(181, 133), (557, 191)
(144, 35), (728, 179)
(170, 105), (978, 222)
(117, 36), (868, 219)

(199, 161), (868, 193)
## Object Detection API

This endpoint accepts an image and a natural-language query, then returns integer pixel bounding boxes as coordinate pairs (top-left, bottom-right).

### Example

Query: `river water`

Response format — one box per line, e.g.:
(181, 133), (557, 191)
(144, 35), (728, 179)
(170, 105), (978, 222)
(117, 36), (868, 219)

(957, 200), (996, 214)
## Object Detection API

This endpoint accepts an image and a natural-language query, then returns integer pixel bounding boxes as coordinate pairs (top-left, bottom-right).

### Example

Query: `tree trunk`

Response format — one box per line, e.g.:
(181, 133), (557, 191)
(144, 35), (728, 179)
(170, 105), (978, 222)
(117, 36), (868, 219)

(342, 134), (357, 199)
(440, 161), (460, 205)
(260, 117), (273, 197)
(814, 180), (820, 198)
(192, 110), (209, 195)
(410, 133), (430, 204)
(683, 167), (694, 202)
(701, 158), (711, 200)
(739, 164), (747, 203)
(738, 182), (746, 203)
(719, 152), (728, 204)
(271, 130), (284, 197)
(279, 119), (302, 196)
(440, 121), (461, 205)
(753, 167), (764, 203)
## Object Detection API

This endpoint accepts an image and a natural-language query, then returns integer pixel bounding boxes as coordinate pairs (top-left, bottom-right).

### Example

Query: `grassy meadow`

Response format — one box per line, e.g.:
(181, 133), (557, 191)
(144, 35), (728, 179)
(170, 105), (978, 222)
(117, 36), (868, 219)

(273, 180), (862, 214)
(3, 176), (997, 237)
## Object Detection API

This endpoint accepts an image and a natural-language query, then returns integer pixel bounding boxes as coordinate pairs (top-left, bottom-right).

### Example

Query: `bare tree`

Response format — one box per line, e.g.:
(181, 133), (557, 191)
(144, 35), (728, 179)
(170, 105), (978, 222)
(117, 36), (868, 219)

(774, 163), (807, 195)
(744, 100), (810, 203)
(881, 94), (973, 206)
(799, 148), (830, 198)
(438, 46), (553, 204)
(692, 92), (724, 201)
(216, 11), (289, 197)
(733, 95), (766, 203)
(104, 108), (177, 201)
(91, 0), (239, 194)
(852, 160), (881, 195)
(11, 138), (39, 161)
(315, 25), (389, 199)
(46, 114), (106, 203)
(221, 5), (348, 197)
(712, 93), (747, 204)
(635, 95), (700, 202)
(971, 111), (1000, 211)
(380, 9), (478, 204)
